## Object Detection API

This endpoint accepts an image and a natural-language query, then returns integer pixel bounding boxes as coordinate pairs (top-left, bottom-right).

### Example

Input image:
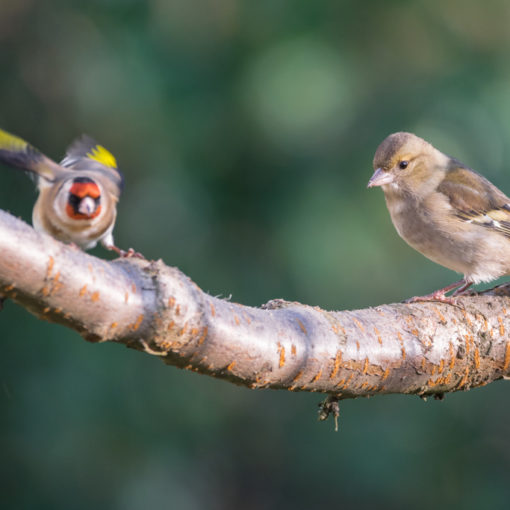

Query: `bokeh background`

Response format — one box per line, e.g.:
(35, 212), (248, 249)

(1, 1), (510, 508)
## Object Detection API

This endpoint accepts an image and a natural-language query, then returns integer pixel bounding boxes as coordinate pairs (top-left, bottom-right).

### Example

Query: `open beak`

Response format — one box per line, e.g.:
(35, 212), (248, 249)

(367, 168), (394, 188)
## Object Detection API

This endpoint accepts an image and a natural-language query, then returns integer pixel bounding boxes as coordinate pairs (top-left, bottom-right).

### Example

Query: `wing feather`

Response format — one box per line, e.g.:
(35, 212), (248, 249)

(0, 128), (61, 181)
(438, 166), (510, 238)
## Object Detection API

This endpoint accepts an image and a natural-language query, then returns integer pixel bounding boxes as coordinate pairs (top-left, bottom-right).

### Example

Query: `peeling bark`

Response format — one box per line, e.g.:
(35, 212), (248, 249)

(1, 209), (509, 401)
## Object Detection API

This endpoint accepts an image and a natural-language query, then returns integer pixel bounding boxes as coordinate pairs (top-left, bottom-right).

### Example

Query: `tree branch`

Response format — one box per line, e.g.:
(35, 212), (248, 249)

(1, 208), (509, 401)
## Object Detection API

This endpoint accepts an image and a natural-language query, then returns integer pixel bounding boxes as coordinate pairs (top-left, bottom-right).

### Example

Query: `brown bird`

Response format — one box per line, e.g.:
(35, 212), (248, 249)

(0, 128), (139, 256)
(368, 131), (510, 303)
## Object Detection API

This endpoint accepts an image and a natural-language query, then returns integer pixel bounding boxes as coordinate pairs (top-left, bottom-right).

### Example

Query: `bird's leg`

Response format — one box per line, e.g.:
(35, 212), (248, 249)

(452, 281), (473, 296)
(404, 278), (468, 305)
(107, 244), (145, 259)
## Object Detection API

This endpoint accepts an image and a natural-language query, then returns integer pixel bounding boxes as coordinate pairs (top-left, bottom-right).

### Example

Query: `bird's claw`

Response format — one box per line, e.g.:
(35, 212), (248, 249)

(119, 248), (145, 259)
(108, 245), (145, 259)
(403, 293), (460, 307)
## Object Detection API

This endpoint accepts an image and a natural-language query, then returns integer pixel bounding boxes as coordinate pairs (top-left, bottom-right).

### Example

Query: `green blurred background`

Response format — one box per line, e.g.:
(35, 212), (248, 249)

(1, 1), (510, 508)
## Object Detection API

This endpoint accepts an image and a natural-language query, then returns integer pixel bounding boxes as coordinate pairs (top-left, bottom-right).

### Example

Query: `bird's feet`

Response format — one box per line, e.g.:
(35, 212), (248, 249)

(403, 279), (472, 306)
(108, 245), (145, 259)
(403, 292), (458, 306)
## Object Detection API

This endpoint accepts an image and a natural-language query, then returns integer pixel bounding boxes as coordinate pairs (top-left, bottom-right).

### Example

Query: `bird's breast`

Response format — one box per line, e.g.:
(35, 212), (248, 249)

(383, 191), (478, 276)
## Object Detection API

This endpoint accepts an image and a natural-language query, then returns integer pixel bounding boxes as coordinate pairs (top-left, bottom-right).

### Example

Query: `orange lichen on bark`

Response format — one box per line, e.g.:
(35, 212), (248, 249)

(79, 284), (87, 297)
(291, 370), (303, 384)
(131, 314), (144, 331)
(167, 297), (175, 308)
(438, 359), (444, 373)
(352, 318), (365, 333)
(374, 326), (383, 345)
(311, 369), (323, 383)
(296, 319), (307, 334)
(91, 291), (100, 302)
(330, 351), (342, 379)
(277, 343), (286, 368)
(503, 341), (510, 372)
(52, 271), (60, 282)
(474, 348), (480, 370)
(457, 367), (470, 389)
(462, 309), (472, 327)
(291, 344), (297, 356)
(382, 368), (390, 381)
(234, 315), (240, 325)
(210, 302), (216, 317)
(449, 344), (456, 370)
(465, 334), (472, 355)
(433, 307), (446, 324)
(226, 361), (236, 372)
(363, 357), (369, 374)
(336, 378), (346, 388)
(341, 373), (355, 389)
(427, 377), (438, 387)
(498, 316), (505, 336)
(194, 326), (207, 345)
(46, 256), (54, 277)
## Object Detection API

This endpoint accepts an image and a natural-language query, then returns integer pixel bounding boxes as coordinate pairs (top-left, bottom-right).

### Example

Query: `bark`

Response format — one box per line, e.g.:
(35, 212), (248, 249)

(1, 208), (509, 403)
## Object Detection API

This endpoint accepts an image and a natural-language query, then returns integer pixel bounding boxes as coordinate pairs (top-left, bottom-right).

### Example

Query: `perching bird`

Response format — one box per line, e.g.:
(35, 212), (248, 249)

(0, 127), (136, 256)
(368, 131), (510, 303)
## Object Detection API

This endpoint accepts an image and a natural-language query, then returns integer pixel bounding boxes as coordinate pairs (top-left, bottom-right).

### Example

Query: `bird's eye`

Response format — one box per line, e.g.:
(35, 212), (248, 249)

(398, 160), (409, 170)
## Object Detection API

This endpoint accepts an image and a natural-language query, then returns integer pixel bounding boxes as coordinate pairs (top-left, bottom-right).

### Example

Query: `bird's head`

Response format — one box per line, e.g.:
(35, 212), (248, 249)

(367, 132), (447, 194)
(65, 177), (102, 220)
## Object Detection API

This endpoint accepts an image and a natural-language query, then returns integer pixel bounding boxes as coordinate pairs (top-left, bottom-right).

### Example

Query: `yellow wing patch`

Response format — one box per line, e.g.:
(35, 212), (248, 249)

(0, 128), (29, 152)
(87, 145), (117, 169)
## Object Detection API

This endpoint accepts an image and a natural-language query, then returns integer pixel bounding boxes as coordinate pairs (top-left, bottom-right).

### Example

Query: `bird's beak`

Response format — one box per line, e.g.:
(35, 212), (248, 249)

(78, 197), (96, 215)
(367, 168), (394, 188)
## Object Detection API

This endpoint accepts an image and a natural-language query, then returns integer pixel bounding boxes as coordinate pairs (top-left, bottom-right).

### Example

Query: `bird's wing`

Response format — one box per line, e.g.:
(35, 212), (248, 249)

(0, 128), (62, 181)
(61, 135), (124, 194)
(438, 166), (510, 237)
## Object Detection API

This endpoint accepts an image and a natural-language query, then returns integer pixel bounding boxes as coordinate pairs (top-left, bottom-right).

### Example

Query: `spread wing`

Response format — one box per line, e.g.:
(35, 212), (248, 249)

(438, 166), (510, 237)
(61, 135), (124, 194)
(0, 128), (62, 181)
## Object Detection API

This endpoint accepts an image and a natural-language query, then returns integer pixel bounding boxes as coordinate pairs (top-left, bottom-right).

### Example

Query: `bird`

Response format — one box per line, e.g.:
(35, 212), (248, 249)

(0, 127), (139, 256)
(367, 131), (510, 303)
